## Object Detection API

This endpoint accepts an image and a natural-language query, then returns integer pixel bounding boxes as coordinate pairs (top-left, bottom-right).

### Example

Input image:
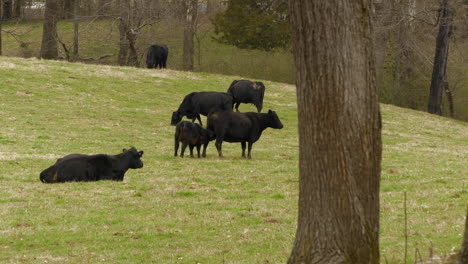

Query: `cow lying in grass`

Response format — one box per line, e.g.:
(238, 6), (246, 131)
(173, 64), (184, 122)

(40, 147), (144, 183)
(207, 110), (283, 159)
(174, 121), (215, 158)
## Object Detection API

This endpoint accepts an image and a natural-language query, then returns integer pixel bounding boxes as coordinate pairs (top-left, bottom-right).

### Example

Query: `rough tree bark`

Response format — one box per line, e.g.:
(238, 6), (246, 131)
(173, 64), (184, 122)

(288, 1), (382, 263)
(428, 0), (453, 115)
(40, 0), (60, 60)
(182, 0), (198, 71)
(458, 206), (468, 264)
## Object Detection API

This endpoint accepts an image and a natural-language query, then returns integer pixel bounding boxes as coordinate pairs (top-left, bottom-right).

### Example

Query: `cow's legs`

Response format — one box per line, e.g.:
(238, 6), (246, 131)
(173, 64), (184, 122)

(241, 141), (246, 158)
(189, 145), (195, 158)
(196, 145), (201, 158)
(181, 141), (188, 157)
(235, 102), (240, 112)
(215, 139), (223, 157)
(202, 143), (208, 157)
(196, 115), (203, 127)
(174, 138), (179, 157)
(247, 142), (254, 159)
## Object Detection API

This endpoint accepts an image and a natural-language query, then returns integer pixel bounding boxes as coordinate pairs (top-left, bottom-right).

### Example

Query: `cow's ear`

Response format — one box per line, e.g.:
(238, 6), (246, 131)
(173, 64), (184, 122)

(138, 151), (144, 157)
(268, 110), (272, 114)
(122, 148), (127, 152)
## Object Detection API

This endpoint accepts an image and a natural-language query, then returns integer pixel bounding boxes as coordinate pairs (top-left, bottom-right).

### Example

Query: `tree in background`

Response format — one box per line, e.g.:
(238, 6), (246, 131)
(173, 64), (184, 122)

(118, 0), (130, 66)
(211, 0), (289, 51)
(2, 0), (12, 20)
(117, 0), (160, 67)
(288, 0), (382, 263)
(428, 0), (453, 115)
(40, 0), (60, 60)
(13, 0), (22, 18)
(183, 0), (198, 71)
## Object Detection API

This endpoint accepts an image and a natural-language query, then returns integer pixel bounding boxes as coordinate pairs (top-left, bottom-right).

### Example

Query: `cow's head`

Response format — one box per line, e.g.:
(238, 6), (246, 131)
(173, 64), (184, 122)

(267, 110), (284, 129)
(123, 147), (144, 169)
(171, 111), (182, 126)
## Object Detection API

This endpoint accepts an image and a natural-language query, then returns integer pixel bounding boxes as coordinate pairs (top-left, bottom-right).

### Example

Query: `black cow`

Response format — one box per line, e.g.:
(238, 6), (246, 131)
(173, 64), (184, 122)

(40, 147), (144, 183)
(207, 110), (283, 159)
(171, 92), (233, 127)
(146, 44), (168, 69)
(227, 80), (266, 112)
(174, 121), (215, 158)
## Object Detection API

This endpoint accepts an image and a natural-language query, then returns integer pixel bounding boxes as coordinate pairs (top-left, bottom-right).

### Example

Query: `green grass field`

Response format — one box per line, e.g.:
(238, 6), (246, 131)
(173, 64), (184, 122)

(0, 56), (467, 263)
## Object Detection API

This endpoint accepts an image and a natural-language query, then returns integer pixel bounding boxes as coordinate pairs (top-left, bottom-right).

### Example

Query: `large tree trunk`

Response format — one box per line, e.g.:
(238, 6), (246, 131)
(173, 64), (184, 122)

(182, 0), (198, 71)
(458, 206), (468, 264)
(40, 0), (60, 60)
(428, 0), (452, 115)
(117, 0), (129, 66)
(288, 1), (382, 263)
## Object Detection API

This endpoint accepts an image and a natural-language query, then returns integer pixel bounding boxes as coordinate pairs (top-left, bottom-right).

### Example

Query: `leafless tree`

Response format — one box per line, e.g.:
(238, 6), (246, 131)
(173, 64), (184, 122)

(288, 0), (382, 263)
(428, 0), (453, 115)
(40, 0), (60, 60)
(183, 0), (198, 71)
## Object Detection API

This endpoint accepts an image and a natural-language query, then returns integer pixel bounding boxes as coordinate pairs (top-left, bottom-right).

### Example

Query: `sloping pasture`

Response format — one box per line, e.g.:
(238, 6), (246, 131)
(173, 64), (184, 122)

(0, 57), (466, 263)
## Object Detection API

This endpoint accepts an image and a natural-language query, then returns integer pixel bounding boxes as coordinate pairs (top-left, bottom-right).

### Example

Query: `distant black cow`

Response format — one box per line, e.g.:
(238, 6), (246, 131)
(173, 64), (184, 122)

(171, 92), (233, 127)
(207, 110), (283, 159)
(174, 121), (215, 158)
(227, 80), (266, 112)
(146, 44), (168, 69)
(40, 147), (144, 183)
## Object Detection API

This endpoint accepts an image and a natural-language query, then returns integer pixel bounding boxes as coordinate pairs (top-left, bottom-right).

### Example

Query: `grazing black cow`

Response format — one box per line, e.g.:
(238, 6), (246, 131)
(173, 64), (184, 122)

(174, 121), (215, 158)
(207, 110), (283, 159)
(227, 80), (266, 112)
(171, 92), (233, 127)
(146, 44), (168, 69)
(39, 147), (144, 183)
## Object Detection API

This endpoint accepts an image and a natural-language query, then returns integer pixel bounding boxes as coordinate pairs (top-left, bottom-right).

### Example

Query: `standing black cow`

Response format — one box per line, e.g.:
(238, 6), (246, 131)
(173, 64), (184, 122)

(174, 121), (215, 158)
(39, 147), (144, 183)
(171, 92), (233, 127)
(146, 44), (168, 69)
(207, 110), (283, 159)
(227, 80), (266, 112)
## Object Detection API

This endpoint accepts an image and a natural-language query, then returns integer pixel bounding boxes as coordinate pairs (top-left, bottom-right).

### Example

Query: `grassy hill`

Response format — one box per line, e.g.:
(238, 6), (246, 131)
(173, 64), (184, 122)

(0, 56), (467, 263)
